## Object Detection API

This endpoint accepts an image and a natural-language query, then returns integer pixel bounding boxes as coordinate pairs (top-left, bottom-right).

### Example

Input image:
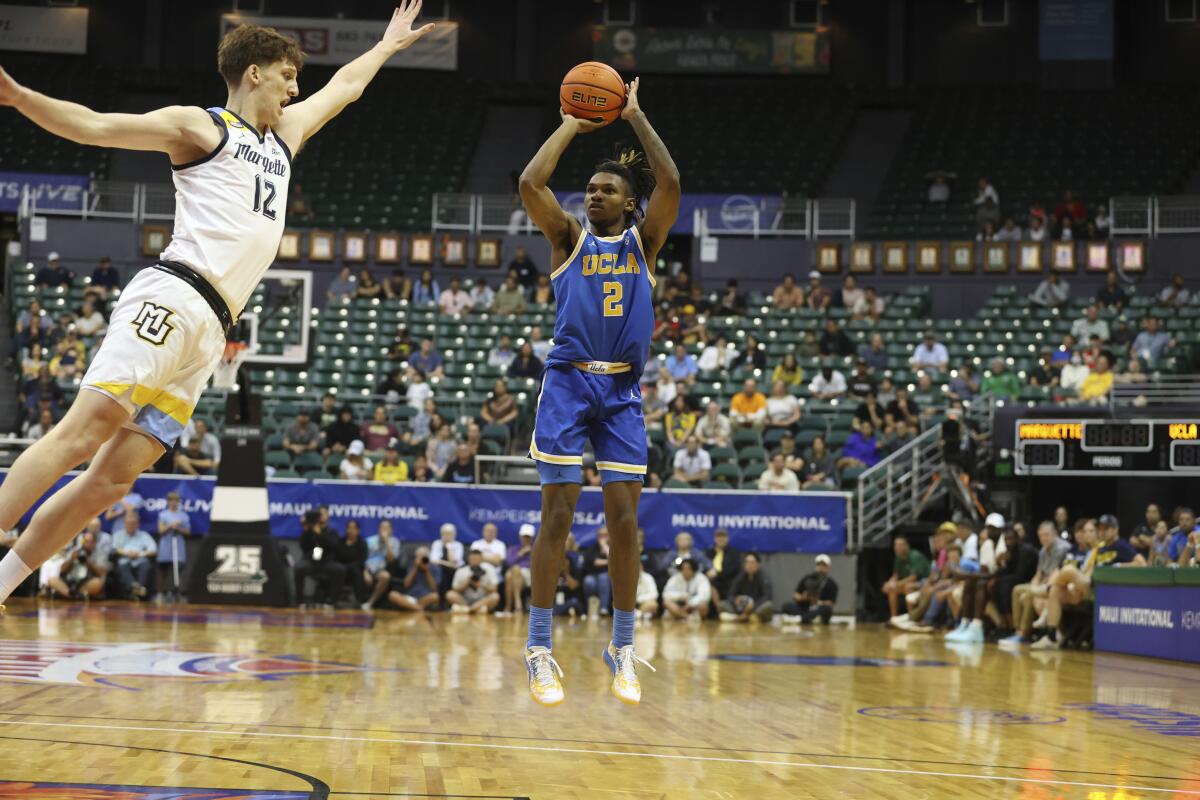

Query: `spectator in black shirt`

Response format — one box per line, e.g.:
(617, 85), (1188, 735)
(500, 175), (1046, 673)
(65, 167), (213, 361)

(89, 256), (122, 300)
(35, 252), (72, 289)
(847, 359), (876, 399)
(802, 436), (838, 489)
(294, 511), (347, 607)
(1095, 271), (1127, 311)
(991, 527), (1039, 631)
(13, 313), (48, 357)
(715, 280), (746, 316)
(443, 443), (476, 484)
(508, 247), (539, 293)
(507, 341), (544, 379)
(781, 554), (838, 624)
(336, 520), (369, 603)
(732, 335), (766, 371)
(818, 318), (854, 357)
(1028, 350), (1060, 389)
(885, 387), (920, 430)
(704, 528), (742, 607)
(323, 406), (360, 456)
(718, 553), (774, 622)
(854, 391), (886, 433)
(375, 367), (406, 400)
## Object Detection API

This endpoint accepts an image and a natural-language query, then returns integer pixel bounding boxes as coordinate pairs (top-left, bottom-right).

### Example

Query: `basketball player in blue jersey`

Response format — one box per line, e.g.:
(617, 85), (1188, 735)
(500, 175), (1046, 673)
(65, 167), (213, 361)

(518, 78), (680, 706)
(0, 3), (434, 613)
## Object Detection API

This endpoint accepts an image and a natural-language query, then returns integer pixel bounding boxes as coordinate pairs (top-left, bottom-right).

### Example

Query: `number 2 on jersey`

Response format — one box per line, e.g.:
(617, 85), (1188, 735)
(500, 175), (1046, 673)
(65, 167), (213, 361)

(252, 175), (277, 220)
(602, 281), (623, 317)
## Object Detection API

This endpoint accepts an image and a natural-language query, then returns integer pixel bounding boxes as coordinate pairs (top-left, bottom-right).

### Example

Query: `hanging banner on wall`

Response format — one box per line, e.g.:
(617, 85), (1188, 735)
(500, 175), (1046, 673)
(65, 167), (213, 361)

(1039, 0), (1114, 61)
(0, 5), (88, 54)
(555, 191), (788, 236)
(0, 172), (89, 213)
(219, 14), (458, 71)
(5, 473), (848, 554)
(594, 26), (830, 75)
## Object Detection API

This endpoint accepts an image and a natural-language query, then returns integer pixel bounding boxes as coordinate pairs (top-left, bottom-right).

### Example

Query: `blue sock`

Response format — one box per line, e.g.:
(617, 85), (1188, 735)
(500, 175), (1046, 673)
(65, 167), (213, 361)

(526, 605), (553, 650)
(612, 609), (636, 649)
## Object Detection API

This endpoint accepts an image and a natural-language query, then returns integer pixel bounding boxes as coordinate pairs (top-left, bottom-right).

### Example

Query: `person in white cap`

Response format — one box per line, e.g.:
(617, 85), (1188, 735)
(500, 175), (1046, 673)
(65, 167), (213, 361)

(805, 270), (831, 310)
(34, 252), (72, 289)
(781, 554), (838, 624)
(338, 440), (373, 481)
(501, 523), (537, 617)
(945, 512), (1007, 643)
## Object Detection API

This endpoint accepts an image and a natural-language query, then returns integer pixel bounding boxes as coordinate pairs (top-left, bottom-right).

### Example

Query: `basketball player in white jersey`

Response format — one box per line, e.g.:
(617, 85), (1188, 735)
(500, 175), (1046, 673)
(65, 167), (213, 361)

(0, 2), (434, 610)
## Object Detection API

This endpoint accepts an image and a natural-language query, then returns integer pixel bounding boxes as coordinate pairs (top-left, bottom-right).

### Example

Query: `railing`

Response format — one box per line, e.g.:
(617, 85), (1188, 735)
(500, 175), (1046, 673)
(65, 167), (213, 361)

(1109, 375), (1200, 411)
(1153, 196), (1200, 235)
(812, 197), (856, 238)
(431, 192), (478, 233)
(853, 424), (945, 551)
(18, 181), (176, 224)
(1109, 194), (1200, 237)
(1109, 196), (1153, 237)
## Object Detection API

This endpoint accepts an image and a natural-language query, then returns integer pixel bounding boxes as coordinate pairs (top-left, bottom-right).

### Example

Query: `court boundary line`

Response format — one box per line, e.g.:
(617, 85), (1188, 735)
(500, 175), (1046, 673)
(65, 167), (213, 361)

(3, 709), (1195, 783)
(2, 718), (1197, 795)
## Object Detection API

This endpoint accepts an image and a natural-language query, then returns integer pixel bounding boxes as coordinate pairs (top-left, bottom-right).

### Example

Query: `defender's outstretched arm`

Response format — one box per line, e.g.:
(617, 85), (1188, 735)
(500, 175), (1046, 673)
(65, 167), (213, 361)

(622, 78), (681, 263)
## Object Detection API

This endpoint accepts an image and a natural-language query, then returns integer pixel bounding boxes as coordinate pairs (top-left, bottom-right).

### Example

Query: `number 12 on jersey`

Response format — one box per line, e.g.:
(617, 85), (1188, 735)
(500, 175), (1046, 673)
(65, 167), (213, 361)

(252, 175), (277, 220)
(603, 281), (623, 317)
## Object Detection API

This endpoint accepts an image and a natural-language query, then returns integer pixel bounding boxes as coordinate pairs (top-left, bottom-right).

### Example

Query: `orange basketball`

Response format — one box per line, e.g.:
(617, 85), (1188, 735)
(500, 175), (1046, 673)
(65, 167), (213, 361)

(560, 61), (625, 126)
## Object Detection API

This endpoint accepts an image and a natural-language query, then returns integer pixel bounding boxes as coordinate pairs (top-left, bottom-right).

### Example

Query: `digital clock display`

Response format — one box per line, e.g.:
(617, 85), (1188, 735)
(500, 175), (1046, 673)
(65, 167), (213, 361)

(1019, 442), (1062, 469)
(1171, 441), (1200, 471)
(1014, 418), (1200, 475)
(1083, 421), (1152, 451)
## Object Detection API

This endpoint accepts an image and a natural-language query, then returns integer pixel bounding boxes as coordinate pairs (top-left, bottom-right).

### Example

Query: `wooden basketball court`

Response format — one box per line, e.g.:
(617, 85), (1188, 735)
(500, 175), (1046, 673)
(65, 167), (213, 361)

(0, 600), (1197, 799)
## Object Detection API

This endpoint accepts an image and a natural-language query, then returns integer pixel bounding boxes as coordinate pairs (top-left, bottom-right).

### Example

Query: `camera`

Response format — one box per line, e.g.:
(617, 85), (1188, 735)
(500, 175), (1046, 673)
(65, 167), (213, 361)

(469, 565), (484, 583)
(419, 555), (430, 566)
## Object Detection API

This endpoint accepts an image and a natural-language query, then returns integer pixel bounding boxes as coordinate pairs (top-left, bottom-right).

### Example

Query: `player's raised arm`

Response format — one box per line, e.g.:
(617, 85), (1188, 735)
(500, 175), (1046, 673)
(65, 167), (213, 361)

(621, 78), (681, 262)
(518, 112), (604, 254)
(277, 0), (435, 153)
(0, 66), (219, 164)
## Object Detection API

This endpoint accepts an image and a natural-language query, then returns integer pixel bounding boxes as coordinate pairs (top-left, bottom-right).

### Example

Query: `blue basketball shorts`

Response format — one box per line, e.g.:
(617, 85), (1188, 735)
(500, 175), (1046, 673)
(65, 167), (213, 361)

(529, 364), (647, 485)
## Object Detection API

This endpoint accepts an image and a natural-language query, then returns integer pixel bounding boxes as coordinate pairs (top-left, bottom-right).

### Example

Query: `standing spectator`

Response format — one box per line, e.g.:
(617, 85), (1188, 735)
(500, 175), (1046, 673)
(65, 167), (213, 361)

(112, 509), (156, 600)
(979, 358), (1020, 400)
(808, 366), (847, 401)
(373, 444), (409, 484)
(772, 353), (804, 387)
(447, 549), (501, 614)
(1158, 273), (1190, 308)
(973, 177), (999, 206)
(704, 528), (741, 605)
(1055, 190), (1086, 229)
(408, 337), (445, 378)
(757, 452), (800, 492)
(438, 277), (473, 316)
(818, 318), (854, 357)
(771, 274), (805, 310)
(509, 247), (540, 293)
(881, 535), (929, 619)
(443, 444), (477, 484)
(859, 333), (888, 371)
(431, 522), (465, 600)
(491, 273), (528, 316)
(729, 379), (767, 429)
(469, 278), (495, 309)
(805, 271), (831, 310)
(501, 524), (537, 616)
(336, 520), (370, 604)
(765, 380), (800, 432)
(88, 256), (121, 299)
(719, 553), (774, 623)
(339, 440), (373, 480)
(1031, 273), (1070, 308)
(507, 341), (543, 379)
(695, 401), (732, 448)
(388, 546), (442, 612)
(1130, 316), (1175, 365)
(283, 410), (321, 457)
(384, 268), (412, 301)
(323, 406), (360, 455)
(661, 558), (713, 619)
(487, 334), (517, 370)
(781, 554), (838, 624)
(671, 435), (711, 487)
(74, 298), (108, 337)
(326, 266), (357, 302)
(411, 269), (440, 306)
(582, 527), (613, 617)
(155, 492), (190, 602)
(731, 335), (766, 371)
(910, 331), (949, 374)
(1095, 271), (1127, 310)
(425, 424), (457, 479)
(360, 405), (399, 453)
(35, 252), (72, 289)
(665, 395), (698, 451)
(664, 343), (699, 384)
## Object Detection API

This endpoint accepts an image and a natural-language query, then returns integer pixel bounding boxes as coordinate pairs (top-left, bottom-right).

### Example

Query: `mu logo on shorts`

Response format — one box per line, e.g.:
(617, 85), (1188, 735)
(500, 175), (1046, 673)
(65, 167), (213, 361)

(131, 301), (176, 345)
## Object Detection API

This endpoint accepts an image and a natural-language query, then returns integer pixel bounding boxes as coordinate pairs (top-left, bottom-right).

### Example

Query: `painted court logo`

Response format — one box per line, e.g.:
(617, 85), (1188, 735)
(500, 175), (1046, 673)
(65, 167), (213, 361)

(0, 639), (379, 690)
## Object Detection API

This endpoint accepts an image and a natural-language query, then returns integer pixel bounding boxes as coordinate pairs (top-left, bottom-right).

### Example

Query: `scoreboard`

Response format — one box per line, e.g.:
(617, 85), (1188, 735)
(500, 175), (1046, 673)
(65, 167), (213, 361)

(1015, 419), (1200, 476)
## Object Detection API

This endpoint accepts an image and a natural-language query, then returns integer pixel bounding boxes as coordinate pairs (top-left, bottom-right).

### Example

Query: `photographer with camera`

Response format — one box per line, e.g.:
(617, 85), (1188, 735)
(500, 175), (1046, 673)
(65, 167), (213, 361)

(388, 545), (441, 612)
(293, 509), (348, 608)
(446, 549), (500, 614)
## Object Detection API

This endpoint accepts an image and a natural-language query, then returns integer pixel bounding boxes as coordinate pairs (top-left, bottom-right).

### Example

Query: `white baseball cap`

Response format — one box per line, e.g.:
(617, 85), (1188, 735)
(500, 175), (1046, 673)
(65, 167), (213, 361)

(984, 512), (1006, 529)
(47, 251), (59, 261)
(808, 270), (821, 279)
(815, 554), (832, 566)
(347, 440), (365, 456)
(519, 523), (536, 538)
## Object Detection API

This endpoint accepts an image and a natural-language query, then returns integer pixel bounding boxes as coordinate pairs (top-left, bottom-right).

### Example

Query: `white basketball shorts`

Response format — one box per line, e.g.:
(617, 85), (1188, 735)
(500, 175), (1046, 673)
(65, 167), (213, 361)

(81, 267), (226, 447)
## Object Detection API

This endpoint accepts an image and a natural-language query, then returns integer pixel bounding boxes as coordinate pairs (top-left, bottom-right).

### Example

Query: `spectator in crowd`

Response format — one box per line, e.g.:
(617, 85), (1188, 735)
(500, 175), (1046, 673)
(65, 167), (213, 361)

(500, 523), (536, 616)
(384, 268), (412, 301)
(356, 268), (384, 300)
(797, 330), (820, 359)
(672, 435), (711, 487)
(154, 491), (189, 601)
(881, 535), (929, 619)
(859, 333), (888, 371)
(664, 343), (698, 384)
(35, 252), (72, 289)
(1070, 304), (1109, 342)
(882, 418), (915, 455)
(373, 443), (409, 484)
(582, 527), (612, 617)
(487, 334), (516, 370)
(15, 298), (43, 332)
(695, 400), (732, 449)
(636, 380), (666, 433)
(801, 436), (838, 490)
(730, 379), (767, 429)
(976, 221), (996, 242)
(335, 520), (369, 604)
(805, 271), (832, 310)
(1129, 503), (1162, 560)
(1157, 273), (1190, 308)
(1029, 518), (1098, 649)
(665, 395), (698, 451)
(885, 386), (920, 430)
(112, 509), (156, 600)
(406, 454), (431, 482)
(447, 549), (501, 614)
(176, 419), (221, 475)
(732, 335), (766, 371)
(1060, 353), (1089, 395)
(876, 375), (897, 407)
(698, 335), (734, 372)
(662, 531), (713, 577)
(988, 526), (1040, 633)
(323, 406), (359, 455)
(491, 273), (527, 316)
(361, 405), (399, 454)
(994, 218), (1022, 242)
(431, 522), (465, 599)
(74, 297), (107, 337)
(854, 391), (886, 434)
(21, 342), (47, 382)
(928, 174), (950, 203)
(635, 559), (661, 620)
(847, 359), (876, 400)
(771, 274), (805, 310)
(945, 363), (979, 403)
(438, 276), (472, 316)
(25, 407), (56, 441)
(839, 420), (880, 470)
(49, 521), (111, 599)
(853, 286), (885, 321)
(1094, 205), (1111, 237)
(527, 326), (551, 361)
(88, 256), (121, 299)
(719, 553), (774, 623)
(14, 313), (48, 357)
(772, 353), (804, 387)
(409, 337), (445, 378)
(1094, 514), (1145, 568)
(1000, 521), (1072, 647)
(469, 522), (507, 571)
(1060, 218), (1075, 241)
(1130, 316), (1175, 365)
(1078, 351), (1114, 404)
(911, 370), (939, 410)
(1031, 273), (1070, 308)
(980, 358), (1020, 400)
(507, 341), (543, 379)
(443, 443), (476, 484)
(361, 520), (400, 609)
(326, 266), (357, 302)
(425, 424), (457, 479)
(757, 452), (800, 492)
(974, 177), (999, 207)
(808, 365), (847, 401)
(781, 554), (837, 624)
(388, 545), (442, 612)
(715, 279), (746, 316)
(1028, 216), (1047, 242)
(704, 528), (740, 606)
(509, 247), (539, 292)
(386, 327), (415, 364)
(375, 368), (407, 403)
(1028, 349), (1061, 389)
(411, 269), (440, 306)
(399, 368), (429, 412)
(910, 331), (949, 374)
(1176, 529), (1200, 567)
(469, 277), (495, 310)
(976, 198), (1001, 234)
(339, 440), (373, 480)
(1095, 271), (1126, 310)
(839, 276), (864, 310)
(531, 274), (555, 306)
(1055, 190), (1086, 229)
(818, 318), (854, 358)
(1167, 507), (1198, 565)
(480, 378), (518, 431)
(662, 557), (713, 619)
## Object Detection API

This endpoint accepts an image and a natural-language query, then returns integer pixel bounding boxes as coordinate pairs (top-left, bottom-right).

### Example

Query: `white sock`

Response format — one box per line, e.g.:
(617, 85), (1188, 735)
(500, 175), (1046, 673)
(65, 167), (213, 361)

(0, 549), (33, 603)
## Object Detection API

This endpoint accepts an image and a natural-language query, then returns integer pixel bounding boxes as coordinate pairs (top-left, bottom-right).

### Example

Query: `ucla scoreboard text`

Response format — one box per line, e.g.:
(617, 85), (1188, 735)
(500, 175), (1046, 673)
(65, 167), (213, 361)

(1015, 419), (1200, 475)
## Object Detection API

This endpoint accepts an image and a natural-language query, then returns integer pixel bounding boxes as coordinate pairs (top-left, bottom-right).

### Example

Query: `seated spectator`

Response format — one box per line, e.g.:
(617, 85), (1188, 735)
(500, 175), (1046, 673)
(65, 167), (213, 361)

(25, 407), (56, 441)
(487, 334), (517, 370)
(776, 430), (804, 473)
(808, 366), (847, 401)
(447, 550), (501, 615)
(854, 391), (886, 434)
(976, 221), (995, 242)
(1094, 514), (1145, 569)
(974, 177), (999, 207)
(927, 174), (950, 203)
(1059, 218), (1075, 241)
(910, 331), (949, 374)
(1030, 273), (1070, 308)
(853, 286), (885, 321)
(698, 335), (734, 372)
(387, 326), (415, 363)
(383, 268), (412, 302)
(426, 424), (457, 479)
(356, 268), (384, 300)
(847, 359), (876, 399)
(14, 314), (48, 359)
(1094, 205), (1111, 237)
(283, 410), (321, 457)
(665, 395), (698, 450)
(839, 420), (880, 470)
(510, 248), (539, 292)
(719, 553), (774, 623)
(732, 335), (766, 372)
(772, 353), (804, 387)
(408, 337), (445, 378)
(527, 326), (551, 361)
(175, 419), (220, 475)
(480, 378), (518, 432)
(21, 342), (47, 381)
(838, 275), (864, 310)
(1055, 189), (1086, 229)
(1028, 199), (1048, 229)
(531, 274), (555, 306)
(729, 379), (767, 429)
(882, 418), (915, 455)
(664, 343), (699, 384)
(35, 252), (72, 289)
(771, 274), (805, 310)
(999, 521), (1072, 646)
(387, 545), (442, 612)
(326, 266), (357, 302)
(1130, 316), (1174, 365)
(695, 401), (731, 449)
(994, 218), (1022, 242)
(980, 358), (1020, 400)
(757, 452), (800, 492)
(443, 444), (476, 484)
(375, 367), (407, 402)
(662, 558), (713, 619)
(411, 269), (440, 306)
(470, 522), (507, 570)
(88, 256), (121, 299)
(1166, 507), (1198, 565)
(782, 554), (838, 624)
(945, 363), (979, 403)
(315, 393), (341, 432)
(438, 276), (473, 316)
(582, 527), (612, 617)
(501, 524), (536, 615)
(910, 371), (939, 411)
(1095, 271), (1127, 310)
(373, 444), (409, 483)
(15, 298), (43, 333)
(336, 520), (370, 604)
(876, 375), (896, 407)
(1024, 215), (1047, 241)
(805, 271), (831, 310)
(507, 341), (543, 380)
(881, 535), (929, 619)
(1027, 350), (1060, 389)
(74, 297), (107, 337)
(1070, 304), (1109, 342)
(469, 278), (495, 309)
(797, 330), (820, 359)
(883, 386), (919, 430)
(112, 509), (156, 600)
(671, 435), (711, 487)
(430, 522), (465, 598)
(765, 380), (800, 432)
(323, 406), (360, 455)
(801, 436), (837, 489)
(361, 405), (399, 453)
(818, 318), (854, 357)
(858, 333), (888, 371)
(491, 273), (527, 316)
(1029, 518), (1097, 650)
(339, 440), (373, 480)
(715, 279), (746, 315)
(1078, 351), (1114, 403)
(976, 198), (1000, 233)
(1158, 273), (1190, 308)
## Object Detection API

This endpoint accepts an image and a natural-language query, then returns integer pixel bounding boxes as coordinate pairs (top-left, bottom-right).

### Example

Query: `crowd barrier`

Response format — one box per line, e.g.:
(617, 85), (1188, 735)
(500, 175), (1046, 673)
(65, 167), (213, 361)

(1094, 567), (1200, 664)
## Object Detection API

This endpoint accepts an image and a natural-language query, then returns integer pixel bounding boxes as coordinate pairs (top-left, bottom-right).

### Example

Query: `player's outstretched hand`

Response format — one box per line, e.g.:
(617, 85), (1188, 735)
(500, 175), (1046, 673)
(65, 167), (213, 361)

(620, 76), (641, 120)
(0, 66), (25, 107)
(559, 107), (605, 134)
(382, 0), (436, 53)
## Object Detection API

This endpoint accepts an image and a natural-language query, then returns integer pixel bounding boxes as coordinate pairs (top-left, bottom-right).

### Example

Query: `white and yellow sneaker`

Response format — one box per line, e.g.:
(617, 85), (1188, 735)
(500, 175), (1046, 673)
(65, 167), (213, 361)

(524, 646), (565, 707)
(603, 641), (656, 706)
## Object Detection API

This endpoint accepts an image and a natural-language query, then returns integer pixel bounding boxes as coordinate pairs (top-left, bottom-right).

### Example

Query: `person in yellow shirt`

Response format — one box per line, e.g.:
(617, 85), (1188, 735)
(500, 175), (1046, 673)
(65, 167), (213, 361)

(664, 395), (698, 450)
(729, 378), (767, 429)
(1078, 351), (1114, 404)
(771, 353), (804, 387)
(373, 443), (409, 484)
